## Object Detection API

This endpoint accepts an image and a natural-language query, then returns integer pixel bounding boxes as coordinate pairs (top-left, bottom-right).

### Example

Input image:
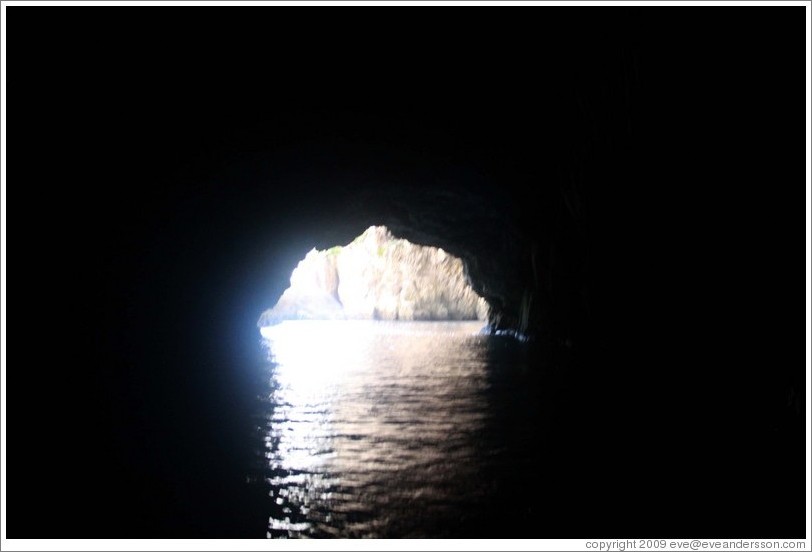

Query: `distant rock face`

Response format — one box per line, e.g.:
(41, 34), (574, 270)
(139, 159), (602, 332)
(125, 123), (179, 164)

(258, 226), (488, 326)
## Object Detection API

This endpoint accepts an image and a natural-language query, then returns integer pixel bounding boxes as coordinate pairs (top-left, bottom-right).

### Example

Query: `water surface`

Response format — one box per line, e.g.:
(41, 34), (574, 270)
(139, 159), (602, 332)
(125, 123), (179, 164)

(260, 320), (546, 538)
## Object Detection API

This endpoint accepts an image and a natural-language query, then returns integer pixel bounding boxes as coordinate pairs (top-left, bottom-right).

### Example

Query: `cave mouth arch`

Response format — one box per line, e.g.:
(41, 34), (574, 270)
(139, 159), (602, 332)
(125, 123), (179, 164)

(258, 225), (489, 332)
(235, 168), (551, 347)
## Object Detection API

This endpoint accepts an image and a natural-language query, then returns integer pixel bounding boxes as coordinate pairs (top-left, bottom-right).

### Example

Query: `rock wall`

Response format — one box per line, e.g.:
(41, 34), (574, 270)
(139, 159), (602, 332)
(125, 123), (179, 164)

(258, 226), (488, 326)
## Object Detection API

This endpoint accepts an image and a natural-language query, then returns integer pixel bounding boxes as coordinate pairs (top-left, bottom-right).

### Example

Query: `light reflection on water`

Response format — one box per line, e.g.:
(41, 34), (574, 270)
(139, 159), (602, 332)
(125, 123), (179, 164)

(260, 320), (493, 538)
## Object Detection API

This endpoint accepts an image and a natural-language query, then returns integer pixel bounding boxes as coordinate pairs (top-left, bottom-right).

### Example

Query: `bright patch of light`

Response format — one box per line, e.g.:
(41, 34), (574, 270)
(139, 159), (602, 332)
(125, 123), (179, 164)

(261, 320), (372, 398)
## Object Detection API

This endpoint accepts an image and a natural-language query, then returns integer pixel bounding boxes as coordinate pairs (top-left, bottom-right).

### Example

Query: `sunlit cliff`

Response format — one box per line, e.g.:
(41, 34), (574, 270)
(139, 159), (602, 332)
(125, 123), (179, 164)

(258, 226), (488, 326)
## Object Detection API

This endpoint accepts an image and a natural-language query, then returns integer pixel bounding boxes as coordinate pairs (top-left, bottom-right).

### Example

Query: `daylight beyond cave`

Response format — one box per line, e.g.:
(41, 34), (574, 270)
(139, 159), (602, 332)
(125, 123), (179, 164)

(258, 226), (488, 326)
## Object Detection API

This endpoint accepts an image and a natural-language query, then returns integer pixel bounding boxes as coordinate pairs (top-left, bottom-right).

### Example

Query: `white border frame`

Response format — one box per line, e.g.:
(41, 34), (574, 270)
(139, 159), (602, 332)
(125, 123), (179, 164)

(0, 1), (809, 551)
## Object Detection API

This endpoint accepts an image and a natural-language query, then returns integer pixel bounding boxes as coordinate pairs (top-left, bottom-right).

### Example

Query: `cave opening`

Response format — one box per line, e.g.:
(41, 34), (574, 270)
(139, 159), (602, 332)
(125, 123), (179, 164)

(257, 225), (489, 336)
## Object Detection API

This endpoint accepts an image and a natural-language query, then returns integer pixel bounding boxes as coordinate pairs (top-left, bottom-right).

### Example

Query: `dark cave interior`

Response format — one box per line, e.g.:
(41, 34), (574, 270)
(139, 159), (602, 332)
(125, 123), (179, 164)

(8, 9), (807, 538)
